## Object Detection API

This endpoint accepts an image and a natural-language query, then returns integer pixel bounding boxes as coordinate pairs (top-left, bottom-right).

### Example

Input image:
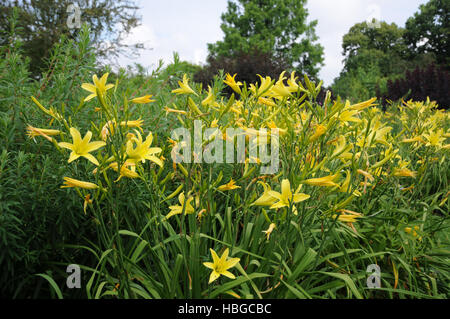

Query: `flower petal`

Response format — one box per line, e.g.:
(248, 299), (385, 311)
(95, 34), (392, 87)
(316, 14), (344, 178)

(203, 262), (214, 270)
(68, 152), (80, 163)
(225, 257), (240, 269)
(85, 141), (106, 153)
(83, 153), (100, 166)
(58, 142), (74, 151)
(221, 271), (236, 279)
(208, 271), (220, 284)
(281, 179), (292, 201)
(70, 127), (82, 146)
(210, 248), (220, 264)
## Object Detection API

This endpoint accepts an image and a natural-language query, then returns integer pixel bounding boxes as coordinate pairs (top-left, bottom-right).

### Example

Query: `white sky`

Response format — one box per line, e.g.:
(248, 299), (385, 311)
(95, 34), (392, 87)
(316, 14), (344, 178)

(118, 0), (428, 86)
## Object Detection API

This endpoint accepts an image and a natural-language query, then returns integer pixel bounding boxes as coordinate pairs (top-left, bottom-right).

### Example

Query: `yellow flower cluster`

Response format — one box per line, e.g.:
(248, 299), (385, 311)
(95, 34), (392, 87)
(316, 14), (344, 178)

(29, 73), (164, 213)
(167, 72), (448, 249)
(27, 71), (448, 287)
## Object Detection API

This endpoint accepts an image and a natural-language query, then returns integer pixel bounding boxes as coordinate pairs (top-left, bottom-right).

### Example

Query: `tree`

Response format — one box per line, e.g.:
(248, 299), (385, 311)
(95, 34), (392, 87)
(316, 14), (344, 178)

(332, 21), (407, 100)
(332, 20), (438, 101)
(341, 21), (407, 76)
(207, 0), (324, 78)
(404, 0), (449, 67)
(0, 0), (143, 76)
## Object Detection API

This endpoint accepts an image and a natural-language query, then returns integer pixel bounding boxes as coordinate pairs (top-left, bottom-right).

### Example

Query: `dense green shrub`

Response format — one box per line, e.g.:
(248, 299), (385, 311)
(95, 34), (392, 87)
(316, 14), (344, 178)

(332, 63), (382, 102)
(0, 23), (99, 297)
(380, 63), (449, 109)
(194, 48), (290, 96)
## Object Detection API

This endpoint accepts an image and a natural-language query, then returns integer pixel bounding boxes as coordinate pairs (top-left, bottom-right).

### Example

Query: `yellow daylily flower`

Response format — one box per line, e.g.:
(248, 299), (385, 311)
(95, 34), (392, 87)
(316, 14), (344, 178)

(83, 194), (93, 214)
(164, 106), (188, 116)
(357, 118), (392, 147)
(249, 83), (257, 95)
(423, 129), (445, 148)
(108, 161), (140, 181)
(262, 223), (276, 240)
(310, 124), (327, 142)
(61, 177), (99, 190)
(218, 179), (241, 191)
(338, 109), (361, 123)
(164, 192), (195, 220)
(251, 181), (277, 206)
(224, 73), (243, 94)
(211, 118), (219, 128)
(120, 118), (144, 129)
(266, 120), (287, 135)
(258, 97), (277, 107)
(303, 173), (339, 187)
(287, 71), (301, 92)
(172, 74), (198, 96)
(270, 71), (292, 98)
(333, 209), (362, 223)
(330, 136), (352, 159)
(402, 136), (425, 144)
(58, 127), (106, 166)
(26, 125), (60, 141)
(373, 126), (392, 146)
(203, 248), (240, 284)
(126, 131), (163, 167)
(394, 168), (417, 178)
(255, 74), (273, 96)
(130, 95), (155, 104)
(339, 172), (361, 197)
(349, 97), (377, 111)
(201, 85), (215, 106)
(268, 179), (310, 213)
(81, 73), (114, 102)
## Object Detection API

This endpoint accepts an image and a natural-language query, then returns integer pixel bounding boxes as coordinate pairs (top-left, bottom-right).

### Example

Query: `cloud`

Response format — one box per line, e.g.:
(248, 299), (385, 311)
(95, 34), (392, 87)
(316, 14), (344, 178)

(306, 0), (368, 85)
(194, 49), (207, 65)
(123, 24), (158, 49)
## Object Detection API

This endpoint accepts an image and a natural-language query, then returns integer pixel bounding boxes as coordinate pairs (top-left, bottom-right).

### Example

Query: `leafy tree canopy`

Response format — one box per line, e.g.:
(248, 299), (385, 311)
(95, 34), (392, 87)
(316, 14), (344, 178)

(404, 0), (449, 66)
(207, 0), (324, 78)
(341, 21), (407, 76)
(0, 0), (143, 76)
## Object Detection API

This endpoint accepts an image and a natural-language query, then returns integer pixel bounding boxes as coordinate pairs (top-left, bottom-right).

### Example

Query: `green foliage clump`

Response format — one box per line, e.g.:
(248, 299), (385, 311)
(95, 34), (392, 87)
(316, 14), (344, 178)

(0, 22), (100, 297)
(0, 0), (142, 76)
(404, 0), (450, 66)
(194, 48), (290, 96)
(207, 0), (324, 78)
(381, 63), (449, 109)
